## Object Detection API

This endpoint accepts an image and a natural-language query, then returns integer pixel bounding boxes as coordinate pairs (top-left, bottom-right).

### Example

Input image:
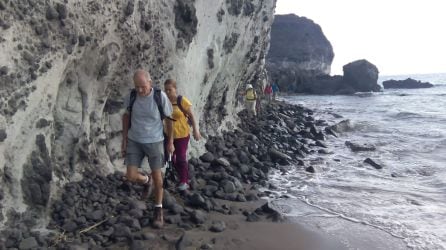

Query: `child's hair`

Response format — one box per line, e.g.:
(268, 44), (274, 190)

(164, 79), (177, 88)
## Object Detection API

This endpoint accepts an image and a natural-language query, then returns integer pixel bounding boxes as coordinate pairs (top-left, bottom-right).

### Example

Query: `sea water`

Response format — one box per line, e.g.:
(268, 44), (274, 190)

(270, 73), (446, 249)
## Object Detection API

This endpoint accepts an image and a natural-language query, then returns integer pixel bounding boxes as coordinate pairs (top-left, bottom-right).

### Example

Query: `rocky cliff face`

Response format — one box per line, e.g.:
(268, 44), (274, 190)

(0, 0), (275, 229)
(266, 14), (334, 92)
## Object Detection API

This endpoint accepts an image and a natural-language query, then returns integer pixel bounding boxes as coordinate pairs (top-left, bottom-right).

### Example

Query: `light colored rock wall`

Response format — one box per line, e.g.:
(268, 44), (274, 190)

(0, 0), (276, 228)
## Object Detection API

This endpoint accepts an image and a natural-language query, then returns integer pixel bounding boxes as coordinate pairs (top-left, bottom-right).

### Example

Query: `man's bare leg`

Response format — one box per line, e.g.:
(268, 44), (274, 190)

(126, 165), (149, 184)
(152, 168), (164, 228)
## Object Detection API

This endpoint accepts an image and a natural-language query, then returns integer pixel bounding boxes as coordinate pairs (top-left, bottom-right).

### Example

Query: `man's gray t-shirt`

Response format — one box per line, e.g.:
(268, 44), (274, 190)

(123, 88), (173, 144)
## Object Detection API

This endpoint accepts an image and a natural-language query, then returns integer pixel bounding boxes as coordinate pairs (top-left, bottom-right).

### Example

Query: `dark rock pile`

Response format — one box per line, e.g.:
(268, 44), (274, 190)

(382, 78), (434, 89)
(0, 101), (333, 249)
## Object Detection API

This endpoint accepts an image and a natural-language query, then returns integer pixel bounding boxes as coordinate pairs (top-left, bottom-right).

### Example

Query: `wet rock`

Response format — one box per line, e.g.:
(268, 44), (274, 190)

(200, 152), (215, 163)
(236, 194), (247, 202)
(383, 78), (433, 89)
(209, 221), (226, 232)
(86, 210), (104, 221)
(343, 59), (381, 92)
(129, 199), (147, 210)
(162, 191), (177, 209)
(176, 232), (191, 250)
(324, 127), (338, 137)
(327, 120), (352, 133)
(62, 220), (78, 233)
(245, 192), (259, 201)
(345, 141), (375, 152)
(268, 148), (291, 164)
(112, 224), (131, 239)
(239, 164), (251, 174)
(246, 212), (260, 222)
(364, 158), (382, 169)
(305, 166), (316, 173)
(223, 181), (236, 193)
(215, 157), (230, 168)
(201, 243), (213, 249)
(315, 140), (327, 148)
(187, 193), (207, 209)
(19, 237), (38, 250)
(318, 149), (331, 154)
(142, 232), (156, 240)
(178, 222), (194, 230)
(191, 210), (207, 224)
(165, 214), (182, 224)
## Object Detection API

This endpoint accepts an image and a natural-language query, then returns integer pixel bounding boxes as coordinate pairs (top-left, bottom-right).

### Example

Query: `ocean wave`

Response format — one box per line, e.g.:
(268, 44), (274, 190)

(392, 111), (425, 119)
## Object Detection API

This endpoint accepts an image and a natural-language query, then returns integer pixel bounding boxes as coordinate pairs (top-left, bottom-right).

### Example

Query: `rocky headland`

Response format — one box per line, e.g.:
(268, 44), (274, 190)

(267, 14), (382, 95)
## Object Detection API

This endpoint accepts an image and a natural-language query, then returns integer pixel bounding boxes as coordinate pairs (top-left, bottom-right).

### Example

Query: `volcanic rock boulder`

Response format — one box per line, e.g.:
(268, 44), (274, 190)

(343, 59), (381, 92)
(383, 78), (434, 89)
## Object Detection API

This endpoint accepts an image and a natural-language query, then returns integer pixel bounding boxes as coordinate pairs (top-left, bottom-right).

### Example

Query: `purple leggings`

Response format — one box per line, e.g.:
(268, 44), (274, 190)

(165, 135), (190, 184)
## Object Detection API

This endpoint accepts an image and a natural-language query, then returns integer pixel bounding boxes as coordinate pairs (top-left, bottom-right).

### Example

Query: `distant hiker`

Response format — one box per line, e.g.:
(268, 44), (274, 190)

(264, 84), (273, 103)
(245, 84), (257, 116)
(121, 69), (174, 229)
(163, 79), (201, 191)
(272, 82), (280, 101)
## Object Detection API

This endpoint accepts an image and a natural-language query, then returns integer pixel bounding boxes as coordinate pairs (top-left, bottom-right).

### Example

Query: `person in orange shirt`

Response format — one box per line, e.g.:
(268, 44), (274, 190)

(163, 79), (201, 191)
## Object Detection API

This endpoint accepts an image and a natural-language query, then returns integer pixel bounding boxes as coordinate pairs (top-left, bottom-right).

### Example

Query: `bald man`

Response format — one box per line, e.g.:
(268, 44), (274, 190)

(121, 70), (174, 229)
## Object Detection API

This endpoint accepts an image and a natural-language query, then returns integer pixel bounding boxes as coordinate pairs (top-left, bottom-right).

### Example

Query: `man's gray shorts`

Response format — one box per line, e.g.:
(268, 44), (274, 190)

(125, 139), (164, 170)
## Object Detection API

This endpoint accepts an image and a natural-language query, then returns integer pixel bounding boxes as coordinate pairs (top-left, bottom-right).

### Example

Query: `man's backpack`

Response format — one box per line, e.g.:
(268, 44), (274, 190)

(176, 95), (193, 126)
(127, 87), (174, 121)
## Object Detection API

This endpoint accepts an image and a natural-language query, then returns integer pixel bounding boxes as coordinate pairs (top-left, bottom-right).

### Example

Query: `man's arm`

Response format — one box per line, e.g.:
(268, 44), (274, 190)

(161, 91), (175, 154)
(165, 118), (175, 154)
(121, 112), (130, 157)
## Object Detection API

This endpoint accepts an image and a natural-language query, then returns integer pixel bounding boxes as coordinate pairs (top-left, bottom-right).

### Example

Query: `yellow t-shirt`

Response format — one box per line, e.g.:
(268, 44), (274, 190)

(170, 96), (192, 139)
(246, 89), (256, 101)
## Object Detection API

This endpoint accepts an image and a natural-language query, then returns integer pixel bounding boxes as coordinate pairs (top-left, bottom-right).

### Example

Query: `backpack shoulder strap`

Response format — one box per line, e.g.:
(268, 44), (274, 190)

(154, 87), (175, 121)
(127, 89), (137, 112)
(177, 95), (187, 116)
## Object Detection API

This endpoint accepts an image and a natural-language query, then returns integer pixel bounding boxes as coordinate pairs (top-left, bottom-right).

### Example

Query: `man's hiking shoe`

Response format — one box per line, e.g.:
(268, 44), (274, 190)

(152, 207), (164, 229)
(141, 175), (153, 200)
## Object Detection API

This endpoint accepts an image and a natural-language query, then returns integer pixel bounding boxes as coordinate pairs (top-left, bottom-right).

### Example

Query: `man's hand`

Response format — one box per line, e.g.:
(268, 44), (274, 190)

(167, 141), (175, 154)
(121, 140), (127, 158)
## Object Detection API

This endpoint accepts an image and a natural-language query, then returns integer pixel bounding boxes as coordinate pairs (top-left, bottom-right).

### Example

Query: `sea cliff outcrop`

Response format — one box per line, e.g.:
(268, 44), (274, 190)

(267, 14), (381, 94)
(266, 14), (334, 92)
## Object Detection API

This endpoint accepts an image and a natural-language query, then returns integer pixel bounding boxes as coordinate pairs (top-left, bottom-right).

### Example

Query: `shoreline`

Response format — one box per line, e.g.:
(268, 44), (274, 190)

(1, 100), (408, 250)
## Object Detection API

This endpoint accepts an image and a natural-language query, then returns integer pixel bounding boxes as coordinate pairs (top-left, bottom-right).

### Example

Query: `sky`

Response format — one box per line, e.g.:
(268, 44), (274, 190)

(275, 0), (446, 76)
